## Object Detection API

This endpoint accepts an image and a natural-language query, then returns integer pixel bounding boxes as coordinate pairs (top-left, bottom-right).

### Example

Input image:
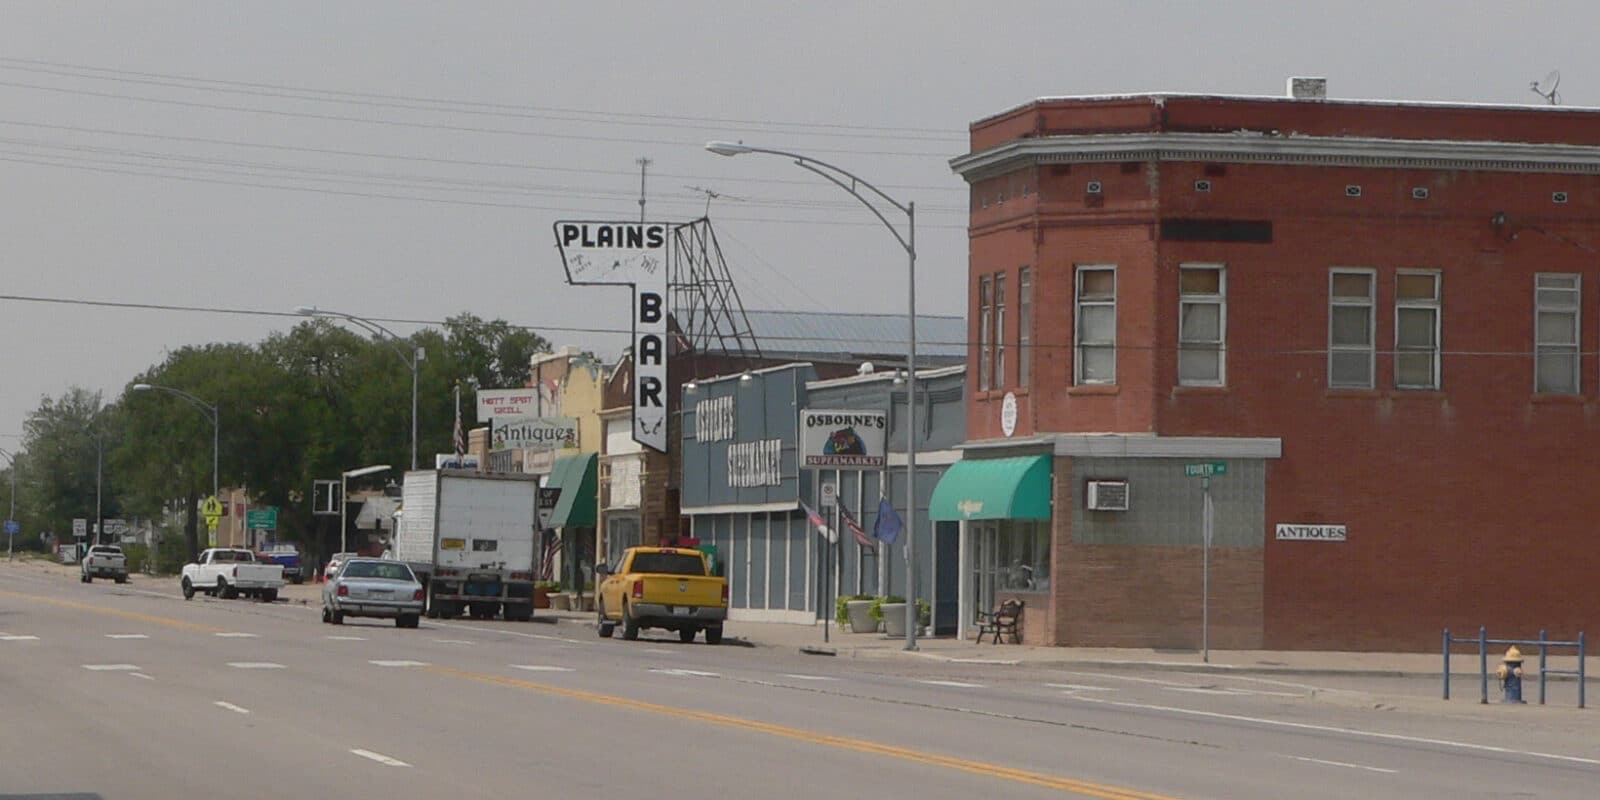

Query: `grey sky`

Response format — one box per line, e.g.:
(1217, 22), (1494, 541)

(0, 1), (1590, 442)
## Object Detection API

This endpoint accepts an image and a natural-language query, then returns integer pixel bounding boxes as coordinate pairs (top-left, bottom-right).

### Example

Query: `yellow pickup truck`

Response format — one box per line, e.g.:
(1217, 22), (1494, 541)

(595, 546), (728, 644)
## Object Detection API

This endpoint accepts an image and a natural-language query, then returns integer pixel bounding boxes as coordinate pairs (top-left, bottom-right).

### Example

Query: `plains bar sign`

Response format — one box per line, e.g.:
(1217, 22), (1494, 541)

(554, 221), (670, 453)
(800, 409), (886, 469)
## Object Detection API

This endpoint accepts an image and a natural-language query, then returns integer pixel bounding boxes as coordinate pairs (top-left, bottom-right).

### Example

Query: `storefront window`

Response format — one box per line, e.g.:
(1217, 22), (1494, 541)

(971, 520), (1050, 617)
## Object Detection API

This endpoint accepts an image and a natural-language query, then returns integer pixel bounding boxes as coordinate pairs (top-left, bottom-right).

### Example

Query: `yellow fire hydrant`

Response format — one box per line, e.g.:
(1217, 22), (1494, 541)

(1494, 645), (1526, 704)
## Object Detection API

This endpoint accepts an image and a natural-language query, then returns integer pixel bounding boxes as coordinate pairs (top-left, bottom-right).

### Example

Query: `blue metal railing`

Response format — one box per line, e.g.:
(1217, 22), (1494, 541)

(1443, 626), (1586, 708)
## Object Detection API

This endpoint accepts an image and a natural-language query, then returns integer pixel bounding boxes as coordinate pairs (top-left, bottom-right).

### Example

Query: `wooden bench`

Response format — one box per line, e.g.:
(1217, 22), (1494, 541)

(975, 599), (1023, 644)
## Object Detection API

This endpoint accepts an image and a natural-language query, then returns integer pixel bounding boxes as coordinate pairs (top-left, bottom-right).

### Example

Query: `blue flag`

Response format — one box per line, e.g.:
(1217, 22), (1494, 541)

(874, 496), (903, 545)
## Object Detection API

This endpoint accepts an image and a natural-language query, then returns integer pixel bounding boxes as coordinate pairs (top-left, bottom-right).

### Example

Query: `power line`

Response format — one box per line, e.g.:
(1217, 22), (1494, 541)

(0, 292), (1571, 358)
(0, 153), (973, 229)
(0, 56), (965, 138)
(0, 118), (969, 193)
(0, 80), (957, 158)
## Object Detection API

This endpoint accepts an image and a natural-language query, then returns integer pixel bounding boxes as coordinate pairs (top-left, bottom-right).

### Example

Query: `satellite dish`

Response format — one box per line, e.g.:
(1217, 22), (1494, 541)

(1531, 70), (1561, 105)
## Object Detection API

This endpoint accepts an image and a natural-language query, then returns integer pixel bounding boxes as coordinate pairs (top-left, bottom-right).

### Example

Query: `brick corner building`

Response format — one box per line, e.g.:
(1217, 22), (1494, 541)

(938, 80), (1599, 651)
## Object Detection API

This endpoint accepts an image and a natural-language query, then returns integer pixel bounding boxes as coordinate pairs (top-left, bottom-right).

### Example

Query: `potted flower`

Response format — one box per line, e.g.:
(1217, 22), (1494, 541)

(533, 580), (560, 609)
(836, 594), (876, 633)
(871, 596), (908, 637)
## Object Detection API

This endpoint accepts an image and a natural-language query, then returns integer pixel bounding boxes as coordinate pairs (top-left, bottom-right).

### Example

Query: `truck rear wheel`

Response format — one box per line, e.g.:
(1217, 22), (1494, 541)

(705, 625), (724, 645)
(260, 589), (277, 603)
(679, 627), (698, 644)
(504, 605), (532, 622)
(181, 577), (195, 600)
(621, 602), (639, 641)
(115, 575), (127, 584)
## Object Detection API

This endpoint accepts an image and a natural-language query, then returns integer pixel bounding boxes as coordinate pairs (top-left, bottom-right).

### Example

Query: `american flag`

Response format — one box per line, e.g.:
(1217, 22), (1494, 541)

(839, 505), (875, 550)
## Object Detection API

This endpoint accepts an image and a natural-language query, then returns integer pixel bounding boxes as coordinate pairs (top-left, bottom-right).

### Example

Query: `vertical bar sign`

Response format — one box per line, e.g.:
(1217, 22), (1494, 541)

(553, 221), (671, 452)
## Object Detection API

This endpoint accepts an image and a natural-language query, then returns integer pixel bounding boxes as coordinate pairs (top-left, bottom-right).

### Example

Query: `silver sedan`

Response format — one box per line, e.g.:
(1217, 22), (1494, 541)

(321, 558), (424, 628)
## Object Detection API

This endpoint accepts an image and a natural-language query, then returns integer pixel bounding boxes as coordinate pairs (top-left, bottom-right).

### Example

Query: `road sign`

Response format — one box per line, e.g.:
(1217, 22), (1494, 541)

(819, 482), (837, 509)
(102, 519), (128, 537)
(72, 518), (87, 537)
(1184, 462), (1228, 478)
(3, 519), (18, 535)
(246, 508), (278, 530)
(201, 495), (223, 531)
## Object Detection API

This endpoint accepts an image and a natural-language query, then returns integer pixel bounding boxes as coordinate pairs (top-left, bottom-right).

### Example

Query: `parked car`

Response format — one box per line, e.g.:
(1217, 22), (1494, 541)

(595, 547), (728, 644)
(257, 545), (303, 584)
(81, 545), (128, 584)
(181, 548), (286, 601)
(323, 552), (357, 582)
(322, 558), (424, 628)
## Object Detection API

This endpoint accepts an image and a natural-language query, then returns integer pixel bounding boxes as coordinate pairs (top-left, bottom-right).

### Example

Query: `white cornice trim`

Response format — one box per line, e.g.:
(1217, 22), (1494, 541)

(950, 132), (1600, 182)
(682, 500), (799, 516)
(887, 449), (962, 466)
(1052, 434), (1282, 459)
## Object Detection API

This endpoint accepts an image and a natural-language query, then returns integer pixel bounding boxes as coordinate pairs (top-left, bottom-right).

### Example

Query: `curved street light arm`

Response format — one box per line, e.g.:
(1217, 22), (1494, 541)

(790, 160), (913, 254)
(138, 385), (217, 421)
(315, 310), (414, 367)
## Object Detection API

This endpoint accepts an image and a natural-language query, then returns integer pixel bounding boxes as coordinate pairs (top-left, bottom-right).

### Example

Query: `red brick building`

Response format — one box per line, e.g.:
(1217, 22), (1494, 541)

(942, 81), (1600, 651)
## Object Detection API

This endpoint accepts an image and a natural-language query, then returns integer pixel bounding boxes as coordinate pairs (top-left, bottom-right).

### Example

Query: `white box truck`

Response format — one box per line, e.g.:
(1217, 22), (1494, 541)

(396, 470), (539, 621)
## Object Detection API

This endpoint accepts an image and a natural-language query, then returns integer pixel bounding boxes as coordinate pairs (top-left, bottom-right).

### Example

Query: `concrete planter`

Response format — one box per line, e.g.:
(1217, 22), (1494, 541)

(550, 592), (572, 611)
(533, 588), (552, 609)
(846, 600), (876, 633)
(574, 594), (595, 612)
(880, 603), (908, 638)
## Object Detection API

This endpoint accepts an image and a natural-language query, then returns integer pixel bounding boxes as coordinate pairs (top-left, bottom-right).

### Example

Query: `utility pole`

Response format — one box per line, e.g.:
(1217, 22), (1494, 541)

(637, 157), (652, 222)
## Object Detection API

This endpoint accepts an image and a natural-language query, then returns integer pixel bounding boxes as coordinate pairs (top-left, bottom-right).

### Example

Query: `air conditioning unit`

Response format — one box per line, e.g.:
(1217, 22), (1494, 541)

(1086, 480), (1130, 512)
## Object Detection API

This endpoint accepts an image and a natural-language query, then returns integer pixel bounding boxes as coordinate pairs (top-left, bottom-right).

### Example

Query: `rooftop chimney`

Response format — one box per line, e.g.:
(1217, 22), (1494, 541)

(1288, 77), (1327, 101)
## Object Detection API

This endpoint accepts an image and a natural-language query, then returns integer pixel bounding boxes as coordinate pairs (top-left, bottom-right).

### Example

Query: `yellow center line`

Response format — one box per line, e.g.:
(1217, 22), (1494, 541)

(0, 589), (227, 633)
(426, 665), (1182, 800)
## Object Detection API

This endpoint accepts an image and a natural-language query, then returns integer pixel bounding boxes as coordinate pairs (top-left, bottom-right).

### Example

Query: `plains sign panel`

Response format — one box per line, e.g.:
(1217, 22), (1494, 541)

(553, 221), (670, 453)
(799, 409), (886, 469)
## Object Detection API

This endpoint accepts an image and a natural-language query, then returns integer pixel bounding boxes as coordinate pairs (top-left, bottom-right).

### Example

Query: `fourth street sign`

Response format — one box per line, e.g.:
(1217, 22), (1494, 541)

(1184, 462), (1228, 478)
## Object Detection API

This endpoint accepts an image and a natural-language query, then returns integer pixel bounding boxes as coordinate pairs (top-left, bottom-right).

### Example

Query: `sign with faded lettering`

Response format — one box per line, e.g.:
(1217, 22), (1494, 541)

(1275, 524), (1347, 542)
(800, 409), (887, 469)
(492, 417), (578, 451)
(477, 388), (540, 420)
(554, 221), (670, 453)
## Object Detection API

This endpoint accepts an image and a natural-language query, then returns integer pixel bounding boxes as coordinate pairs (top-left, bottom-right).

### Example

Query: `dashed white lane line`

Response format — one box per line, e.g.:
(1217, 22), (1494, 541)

(105, 634), (149, 639)
(350, 749), (410, 767)
(215, 632), (257, 638)
(214, 701), (251, 715)
(1044, 683), (1116, 692)
(227, 662), (286, 670)
(1291, 756), (1397, 774)
(511, 665), (575, 672)
(325, 635), (367, 641)
(369, 660), (429, 668)
(1070, 696), (1600, 767)
(915, 679), (984, 689)
(83, 664), (139, 671)
(782, 674), (838, 681)
(642, 648), (675, 654)
(130, 673), (156, 681)
(650, 668), (720, 678)
(433, 639), (474, 645)
(0, 634), (39, 641)
(1054, 671), (1196, 687)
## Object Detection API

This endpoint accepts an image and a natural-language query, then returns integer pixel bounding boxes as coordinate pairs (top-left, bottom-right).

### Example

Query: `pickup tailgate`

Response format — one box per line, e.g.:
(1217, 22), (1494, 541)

(639, 575), (723, 608)
(235, 564), (283, 584)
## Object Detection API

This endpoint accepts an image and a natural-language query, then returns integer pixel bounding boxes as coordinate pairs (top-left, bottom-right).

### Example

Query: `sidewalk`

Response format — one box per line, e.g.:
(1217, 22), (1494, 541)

(539, 609), (1599, 683)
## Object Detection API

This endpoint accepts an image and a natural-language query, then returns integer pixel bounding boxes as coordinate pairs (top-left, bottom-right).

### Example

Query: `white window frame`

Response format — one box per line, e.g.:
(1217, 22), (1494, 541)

(994, 273), (1007, 389)
(1018, 267), (1032, 387)
(1535, 272), (1581, 394)
(1394, 270), (1441, 391)
(978, 276), (992, 391)
(1328, 268), (1376, 390)
(1178, 263), (1226, 386)
(1074, 265), (1118, 385)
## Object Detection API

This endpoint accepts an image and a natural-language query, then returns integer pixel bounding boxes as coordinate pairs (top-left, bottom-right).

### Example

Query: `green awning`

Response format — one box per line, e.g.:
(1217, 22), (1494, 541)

(928, 455), (1052, 521)
(546, 453), (597, 528)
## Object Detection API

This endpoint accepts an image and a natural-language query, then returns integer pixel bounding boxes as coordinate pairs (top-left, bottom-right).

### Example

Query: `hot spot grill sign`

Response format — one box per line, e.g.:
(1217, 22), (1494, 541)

(800, 409), (886, 469)
(554, 221), (670, 453)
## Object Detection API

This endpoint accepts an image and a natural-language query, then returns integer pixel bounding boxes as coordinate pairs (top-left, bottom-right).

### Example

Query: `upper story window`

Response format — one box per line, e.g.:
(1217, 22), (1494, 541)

(1395, 271), (1441, 390)
(1328, 269), (1376, 389)
(1018, 267), (1032, 387)
(978, 276), (992, 392)
(1535, 273), (1581, 394)
(1075, 266), (1117, 385)
(994, 274), (1007, 389)
(1178, 265), (1225, 386)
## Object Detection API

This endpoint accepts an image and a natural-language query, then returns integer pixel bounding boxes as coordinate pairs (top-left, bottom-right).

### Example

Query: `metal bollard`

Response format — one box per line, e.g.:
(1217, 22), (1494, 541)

(1479, 626), (1488, 705)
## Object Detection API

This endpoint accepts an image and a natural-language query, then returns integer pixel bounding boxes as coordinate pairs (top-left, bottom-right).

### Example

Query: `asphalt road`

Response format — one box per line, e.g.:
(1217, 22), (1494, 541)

(2, 562), (1596, 799)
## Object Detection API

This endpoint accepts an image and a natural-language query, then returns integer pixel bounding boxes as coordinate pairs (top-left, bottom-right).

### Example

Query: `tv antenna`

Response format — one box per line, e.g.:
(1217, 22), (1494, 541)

(1531, 70), (1561, 105)
(684, 185), (745, 216)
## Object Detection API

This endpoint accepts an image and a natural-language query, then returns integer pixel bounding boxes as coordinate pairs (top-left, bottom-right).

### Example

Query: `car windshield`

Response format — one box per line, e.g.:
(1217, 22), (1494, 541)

(341, 562), (414, 581)
(92, 547), (121, 555)
(629, 552), (706, 576)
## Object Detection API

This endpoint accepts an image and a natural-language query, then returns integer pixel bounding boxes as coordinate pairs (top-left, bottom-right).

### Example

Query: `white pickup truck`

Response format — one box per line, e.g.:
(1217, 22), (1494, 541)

(80, 545), (128, 584)
(181, 548), (285, 602)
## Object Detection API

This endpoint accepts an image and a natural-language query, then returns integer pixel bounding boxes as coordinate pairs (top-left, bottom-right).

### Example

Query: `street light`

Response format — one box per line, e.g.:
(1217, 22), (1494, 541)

(296, 306), (423, 470)
(706, 140), (921, 650)
(340, 464), (391, 555)
(130, 383), (219, 504)
(0, 447), (17, 560)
